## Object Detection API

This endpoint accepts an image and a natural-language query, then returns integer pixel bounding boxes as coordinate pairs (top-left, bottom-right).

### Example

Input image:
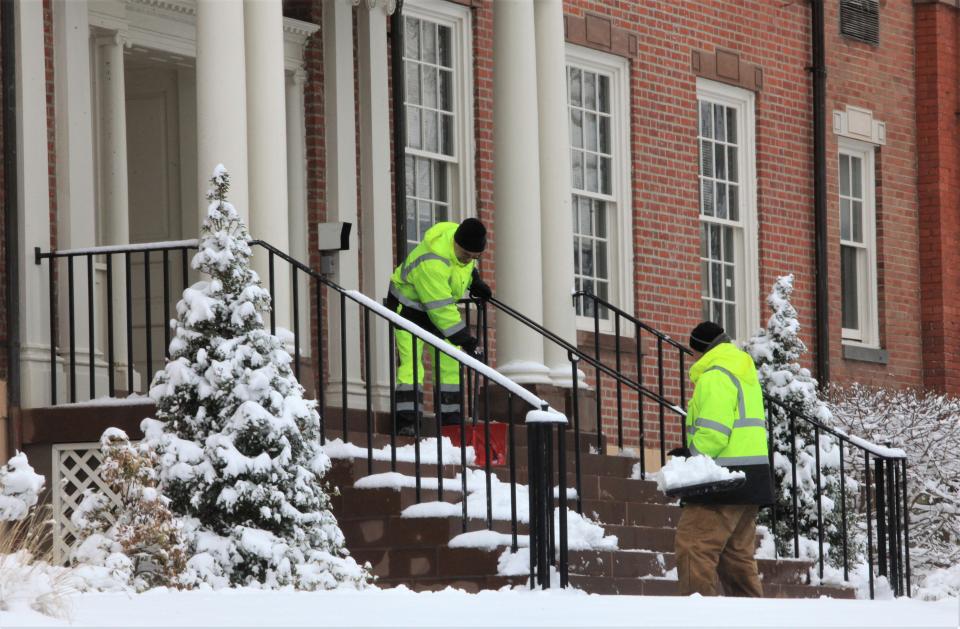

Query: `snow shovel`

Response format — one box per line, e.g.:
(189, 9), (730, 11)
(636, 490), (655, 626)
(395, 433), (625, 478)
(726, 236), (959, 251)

(663, 475), (746, 499)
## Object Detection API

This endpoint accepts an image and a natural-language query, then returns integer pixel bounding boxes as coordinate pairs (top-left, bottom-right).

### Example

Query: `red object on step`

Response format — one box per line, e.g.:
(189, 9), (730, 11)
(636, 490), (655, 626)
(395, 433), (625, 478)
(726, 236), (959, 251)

(441, 422), (508, 467)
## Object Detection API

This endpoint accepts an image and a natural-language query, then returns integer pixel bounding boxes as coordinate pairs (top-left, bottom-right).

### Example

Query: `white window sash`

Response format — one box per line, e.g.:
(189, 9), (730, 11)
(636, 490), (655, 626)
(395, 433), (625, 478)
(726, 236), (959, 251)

(695, 79), (759, 342)
(567, 45), (633, 335)
(838, 139), (879, 347)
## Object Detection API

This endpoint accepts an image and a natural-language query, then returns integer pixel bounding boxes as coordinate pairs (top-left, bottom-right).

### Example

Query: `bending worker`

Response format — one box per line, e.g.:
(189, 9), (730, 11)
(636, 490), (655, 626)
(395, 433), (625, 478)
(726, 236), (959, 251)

(672, 321), (775, 597)
(386, 218), (492, 436)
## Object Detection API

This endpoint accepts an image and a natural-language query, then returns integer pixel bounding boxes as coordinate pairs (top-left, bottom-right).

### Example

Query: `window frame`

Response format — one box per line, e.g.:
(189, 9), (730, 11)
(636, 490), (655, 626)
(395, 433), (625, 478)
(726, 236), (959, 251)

(402, 0), (476, 249)
(838, 137), (879, 348)
(566, 44), (634, 335)
(695, 78), (760, 343)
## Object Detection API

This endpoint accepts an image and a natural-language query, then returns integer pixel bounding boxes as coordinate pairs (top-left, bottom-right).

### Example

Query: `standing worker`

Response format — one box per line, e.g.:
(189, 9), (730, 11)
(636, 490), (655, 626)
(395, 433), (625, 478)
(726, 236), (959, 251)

(386, 218), (492, 436)
(672, 321), (775, 597)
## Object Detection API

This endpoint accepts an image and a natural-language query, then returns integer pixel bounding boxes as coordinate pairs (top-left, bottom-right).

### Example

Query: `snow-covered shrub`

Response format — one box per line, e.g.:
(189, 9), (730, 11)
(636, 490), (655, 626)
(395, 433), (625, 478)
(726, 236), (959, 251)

(826, 383), (960, 599)
(142, 167), (368, 589)
(743, 274), (861, 568)
(70, 428), (186, 592)
(0, 452), (45, 522)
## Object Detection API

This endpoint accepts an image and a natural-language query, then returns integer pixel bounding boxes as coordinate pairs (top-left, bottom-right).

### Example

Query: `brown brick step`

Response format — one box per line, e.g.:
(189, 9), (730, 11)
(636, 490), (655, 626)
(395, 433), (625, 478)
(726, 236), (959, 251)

(340, 514), (529, 549)
(333, 486), (463, 518)
(603, 524), (676, 553)
(326, 457), (465, 489)
(351, 546), (502, 580)
(570, 576), (855, 598)
(375, 575), (526, 593)
(580, 498), (681, 528)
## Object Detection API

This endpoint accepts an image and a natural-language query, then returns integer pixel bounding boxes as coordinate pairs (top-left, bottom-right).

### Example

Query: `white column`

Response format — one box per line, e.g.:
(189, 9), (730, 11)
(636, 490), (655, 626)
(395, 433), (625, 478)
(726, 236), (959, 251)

(244, 0), (291, 332)
(16, 0), (59, 407)
(54, 0), (104, 400)
(96, 31), (135, 393)
(196, 0), (249, 226)
(534, 0), (579, 387)
(286, 68), (310, 355)
(493, 0), (550, 385)
(324, 0), (365, 406)
(357, 0), (394, 409)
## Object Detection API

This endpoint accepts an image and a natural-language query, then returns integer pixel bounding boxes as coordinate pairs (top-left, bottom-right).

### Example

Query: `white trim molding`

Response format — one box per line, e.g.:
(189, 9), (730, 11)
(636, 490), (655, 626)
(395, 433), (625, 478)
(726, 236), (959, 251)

(566, 44), (634, 336)
(695, 78), (760, 342)
(833, 105), (886, 146)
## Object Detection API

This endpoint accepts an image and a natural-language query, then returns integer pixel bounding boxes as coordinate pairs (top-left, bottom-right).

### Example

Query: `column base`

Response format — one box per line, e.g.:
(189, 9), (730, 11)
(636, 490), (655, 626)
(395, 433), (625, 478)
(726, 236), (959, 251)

(325, 377), (371, 410)
(481, 381), (597, 435)
(20, 345), (63, 409)
(547, 363), (588, 388)
(496, 360), (552, 385)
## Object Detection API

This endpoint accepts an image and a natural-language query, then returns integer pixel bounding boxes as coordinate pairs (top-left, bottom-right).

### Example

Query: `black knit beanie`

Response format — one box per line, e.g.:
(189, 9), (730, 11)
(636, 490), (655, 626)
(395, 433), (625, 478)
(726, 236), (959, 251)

(689, 321), (726, 353)
(454, 218), (487, 253)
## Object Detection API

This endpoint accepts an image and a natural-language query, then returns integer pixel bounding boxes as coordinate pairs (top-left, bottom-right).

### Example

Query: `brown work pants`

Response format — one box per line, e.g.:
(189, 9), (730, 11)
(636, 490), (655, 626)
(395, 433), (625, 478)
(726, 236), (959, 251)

(675, 504), (763, 597)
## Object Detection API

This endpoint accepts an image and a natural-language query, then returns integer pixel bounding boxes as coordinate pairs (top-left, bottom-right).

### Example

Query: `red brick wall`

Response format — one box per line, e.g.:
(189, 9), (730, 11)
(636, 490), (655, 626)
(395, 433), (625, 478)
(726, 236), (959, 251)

(824, 0), (921, 387)
(915, 2), (960, 394)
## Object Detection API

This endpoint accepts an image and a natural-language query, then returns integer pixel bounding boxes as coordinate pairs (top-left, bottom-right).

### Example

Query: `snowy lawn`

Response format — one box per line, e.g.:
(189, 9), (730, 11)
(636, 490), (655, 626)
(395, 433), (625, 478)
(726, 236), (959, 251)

(2, 587), (956, 627)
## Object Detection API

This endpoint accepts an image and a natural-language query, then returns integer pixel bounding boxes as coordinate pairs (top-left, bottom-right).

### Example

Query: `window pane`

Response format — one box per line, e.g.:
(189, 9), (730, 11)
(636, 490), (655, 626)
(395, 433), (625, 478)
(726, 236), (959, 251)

(841, 245), (859, 331)
(716, 183), (728, 220)
(840, 198), (851, 241)
(714, 104), (726, 142)
(585, 113), (598, 152)
(440, 114), (454, 156)
(571, 150), (583, 189)
(727, 184), (739, 222)
(726, 108), (737, 145)
(579, 197), (592, 235)
(405, 155), (415, 195)
(700, 223), (708, 258)
(584, 71), (596, 110)
(700, 140), (714, 178)
(585, 153), (598, 192)
(598, 75), (610, 113)
(418, 200), (432, 237)
(699, 101), (712, 138)
(569, 68), (581, 107)
(711, 262), (723, 298)
(709, 224), (721, 260)
(439, 69), (453, 112)
(597, 241), (608, 279)
(839, 155), (850, 197)
(405, 17), (420, 59)
(724, 263), (735, 301)
(712, 301), (723, 326)
(852, 201), (863, 243)
(438, 25), (452, 67)
(701, 179), (714, 217)
(723, 226), (734, 263)
(700, 262), (710, 297)
(423, 110), (438, 153)
(573, 239), (581, 275)
(407, 106), (421, 149)
(725, 304), (737, 338)
(434, 162), (448, 202)
(600, 157), (612, 195)
(702, 299), (711, 321)
(727, 146), (738, 182)
(571, 109), (583, 148)
(422, 21), (436, 64)
(416, 157), (430, 197)
(405, 61), (420, 105)
(715, 143), (726, 180)
(599, 116), (610, 154)
(423, 66), (437, 109)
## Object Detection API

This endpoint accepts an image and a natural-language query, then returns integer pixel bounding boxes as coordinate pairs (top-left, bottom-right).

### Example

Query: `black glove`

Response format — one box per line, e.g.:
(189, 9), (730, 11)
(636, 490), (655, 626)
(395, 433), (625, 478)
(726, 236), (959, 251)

(469, 268), (492, 302)
(667, 447), (692, 458)
(448, 329), (479, 354)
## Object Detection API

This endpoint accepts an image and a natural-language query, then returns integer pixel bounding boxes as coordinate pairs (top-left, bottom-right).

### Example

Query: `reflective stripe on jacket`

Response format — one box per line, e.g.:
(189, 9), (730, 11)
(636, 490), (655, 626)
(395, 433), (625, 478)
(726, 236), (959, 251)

(684, 342), (775, 505)
(389, 222), (474, 339)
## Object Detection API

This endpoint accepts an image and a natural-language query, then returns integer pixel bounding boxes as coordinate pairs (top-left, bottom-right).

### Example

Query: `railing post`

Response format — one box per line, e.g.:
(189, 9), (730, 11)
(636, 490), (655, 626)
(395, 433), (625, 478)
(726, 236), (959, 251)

(569, 351), (583, 514)
(789, 409), (800, 558)
(525, 405), (568, 590)
(656, 338), (665, 467)
(901, 458), (911, 597)
(865, 451), (875, 599)
(885, 455), (899, 593)
(814, 425), (824, 579)
(875, 457), (887, 578)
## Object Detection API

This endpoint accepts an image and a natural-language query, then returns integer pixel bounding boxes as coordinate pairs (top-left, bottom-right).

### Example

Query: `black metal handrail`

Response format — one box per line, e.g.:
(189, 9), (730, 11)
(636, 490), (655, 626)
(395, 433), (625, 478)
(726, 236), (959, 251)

(35, 239), (572, 589)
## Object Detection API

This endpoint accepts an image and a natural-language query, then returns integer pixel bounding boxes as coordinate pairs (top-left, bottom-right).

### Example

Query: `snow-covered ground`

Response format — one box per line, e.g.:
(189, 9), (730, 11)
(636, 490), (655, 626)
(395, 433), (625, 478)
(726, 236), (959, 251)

(2, 586), (956, 627)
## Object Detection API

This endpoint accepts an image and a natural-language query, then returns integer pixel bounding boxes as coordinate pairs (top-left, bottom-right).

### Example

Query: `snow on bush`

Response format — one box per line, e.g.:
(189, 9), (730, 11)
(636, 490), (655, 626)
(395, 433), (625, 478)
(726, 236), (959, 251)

(142, 167), (368, 590)
(826, 383), (960, 600)
(654, 455), (745, 493)
(0, 452), (45, 522)
(742, 274), (862, 568)
(69, 428), (187, 592)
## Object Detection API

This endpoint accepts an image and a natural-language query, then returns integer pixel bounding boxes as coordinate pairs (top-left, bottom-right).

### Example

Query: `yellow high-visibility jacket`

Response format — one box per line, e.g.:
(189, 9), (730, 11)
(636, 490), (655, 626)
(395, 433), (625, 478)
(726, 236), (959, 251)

(685, 341), (775, 505)
(389, 222), (475, 339)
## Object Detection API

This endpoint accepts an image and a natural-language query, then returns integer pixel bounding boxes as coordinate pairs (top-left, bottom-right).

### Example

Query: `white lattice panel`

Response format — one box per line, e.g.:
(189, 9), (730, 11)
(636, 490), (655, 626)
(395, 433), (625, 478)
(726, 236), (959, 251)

(51, 443), (121, 564)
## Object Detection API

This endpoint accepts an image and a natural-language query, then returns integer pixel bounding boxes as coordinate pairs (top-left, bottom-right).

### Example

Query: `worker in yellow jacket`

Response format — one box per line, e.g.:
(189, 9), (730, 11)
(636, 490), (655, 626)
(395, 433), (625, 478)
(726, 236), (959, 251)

(386, 219), (491, 436)
(671, 321), (775, 597)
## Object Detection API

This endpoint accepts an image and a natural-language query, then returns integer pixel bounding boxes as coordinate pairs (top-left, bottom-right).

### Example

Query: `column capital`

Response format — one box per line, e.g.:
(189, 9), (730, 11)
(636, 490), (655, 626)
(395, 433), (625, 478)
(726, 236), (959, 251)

(93, 29), (129, 49)
(361, 0), (397, 13)
(290, 67), (307, 86)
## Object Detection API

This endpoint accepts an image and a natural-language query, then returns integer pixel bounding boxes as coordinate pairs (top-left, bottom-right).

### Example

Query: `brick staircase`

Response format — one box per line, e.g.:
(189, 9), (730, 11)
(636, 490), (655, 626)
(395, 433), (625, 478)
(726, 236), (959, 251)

(325, 409), (855, 598)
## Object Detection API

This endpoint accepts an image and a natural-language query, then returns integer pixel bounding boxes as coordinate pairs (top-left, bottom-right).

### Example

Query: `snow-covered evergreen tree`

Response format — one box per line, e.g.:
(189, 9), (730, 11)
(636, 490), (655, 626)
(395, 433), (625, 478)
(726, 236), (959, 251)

(142, 166), (368, 589)
(743, 274), (861, 567)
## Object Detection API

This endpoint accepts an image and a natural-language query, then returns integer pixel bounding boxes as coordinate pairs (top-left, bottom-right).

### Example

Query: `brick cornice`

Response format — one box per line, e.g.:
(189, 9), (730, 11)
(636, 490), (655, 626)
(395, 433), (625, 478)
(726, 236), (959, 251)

(564, 12), (638, 58)
(691, 48), (764, 92)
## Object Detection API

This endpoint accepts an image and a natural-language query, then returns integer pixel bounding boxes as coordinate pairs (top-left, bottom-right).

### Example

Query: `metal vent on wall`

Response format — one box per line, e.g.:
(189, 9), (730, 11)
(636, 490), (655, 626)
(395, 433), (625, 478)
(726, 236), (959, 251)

(840, 0), (880, 46)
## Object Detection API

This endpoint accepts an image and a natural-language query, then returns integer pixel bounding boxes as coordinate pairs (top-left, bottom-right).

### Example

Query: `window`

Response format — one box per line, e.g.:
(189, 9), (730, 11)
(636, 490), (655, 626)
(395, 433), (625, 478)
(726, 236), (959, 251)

(696, 79), (759, 341)
(840, 0), (880, 46)
(566, 47), (632, 330)
(838, 139), (878, 346)
(402, 2), (473, 255)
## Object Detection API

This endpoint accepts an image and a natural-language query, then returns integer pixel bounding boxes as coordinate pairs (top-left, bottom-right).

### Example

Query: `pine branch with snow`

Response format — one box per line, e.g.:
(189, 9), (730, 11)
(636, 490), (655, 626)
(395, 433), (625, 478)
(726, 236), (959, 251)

(826, 383), (960, 598)
(142, 166), (368, 590)
(743, 274), (862, 568)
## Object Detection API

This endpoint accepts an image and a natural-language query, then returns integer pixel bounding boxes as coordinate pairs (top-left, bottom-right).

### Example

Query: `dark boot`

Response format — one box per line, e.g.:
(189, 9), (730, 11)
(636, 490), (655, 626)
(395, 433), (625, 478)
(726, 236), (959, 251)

(439, 390), (463, 427)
